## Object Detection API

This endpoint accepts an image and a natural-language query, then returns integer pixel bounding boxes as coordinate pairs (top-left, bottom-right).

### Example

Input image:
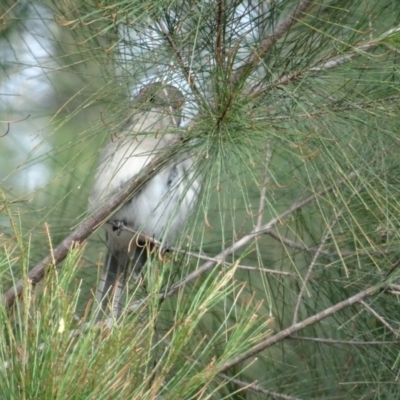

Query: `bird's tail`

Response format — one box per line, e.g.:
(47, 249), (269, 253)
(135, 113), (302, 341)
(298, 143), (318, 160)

(95, 238), (149, 319)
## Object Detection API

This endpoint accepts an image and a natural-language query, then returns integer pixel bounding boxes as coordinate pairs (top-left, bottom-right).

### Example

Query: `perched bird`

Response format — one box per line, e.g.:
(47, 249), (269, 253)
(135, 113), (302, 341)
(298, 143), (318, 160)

(89, 83), (200, 318)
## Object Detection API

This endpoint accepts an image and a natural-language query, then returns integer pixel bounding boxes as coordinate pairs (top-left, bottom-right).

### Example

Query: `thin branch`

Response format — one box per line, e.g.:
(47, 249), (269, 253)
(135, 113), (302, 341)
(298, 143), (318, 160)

(157, 18), (200, 95)
(267, 229), (344, 257)
(236, 265), (297, 277)
(218, 284), (379, 373)
(219, 373), (304, 400)
(309, 43), (377, 72)
(250, 36), (392, 98)
(0, 114), (30, 138)
(215, 0), (224, 69)
(309, 24), (400, 73)
(128, 175), (356, 312)
(0, 123), (9, 138)
(288, 336), (398, 346)
(162, 188), (337, 295)
(266, 229), (394, 258)
(0, 114), (30, 124)
(386, 284), (400, 295)
(257, 95), (400, 122)
(293, 207), (346, 324)
(359, 300), (400, 339)
(292, 227), (331, 324)
(103, 223), (297, 277)
(256, 142), (273, 230)
(2, 142), (182, 308)
(233, 0), (313, 83)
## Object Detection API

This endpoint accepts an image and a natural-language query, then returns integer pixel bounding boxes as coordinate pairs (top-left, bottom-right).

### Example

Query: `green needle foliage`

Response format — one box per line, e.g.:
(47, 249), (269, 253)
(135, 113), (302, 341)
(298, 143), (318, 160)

(1, 0), (400, 398)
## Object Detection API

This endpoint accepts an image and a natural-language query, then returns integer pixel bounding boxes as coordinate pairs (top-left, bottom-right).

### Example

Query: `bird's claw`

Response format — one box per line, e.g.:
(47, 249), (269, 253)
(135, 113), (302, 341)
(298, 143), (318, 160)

(112, 220), (125, 236)
(160, 242), (171, 256)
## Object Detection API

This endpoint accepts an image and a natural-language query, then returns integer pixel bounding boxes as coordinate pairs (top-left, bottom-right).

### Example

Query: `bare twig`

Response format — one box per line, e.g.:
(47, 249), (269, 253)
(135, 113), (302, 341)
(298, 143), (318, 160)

(359, 300), (400, 338)
(218, 284), (379, 373)
(157, 19), (200, 95)
(0, 123), (9, 138)
(292, 207), (346, 324)
(0, 114), (30, 138)
(256, 95), (400, 122)
(256, 142), (273, 230)
(128, 176), (356, 312)
(2, 142), (182, 308)
(233, 0), (313, 83)
(263, 23), (400, 92)
(0, 114), (30, 124)
(386, 283), (400, 295)
(236, 265), (297, 277)
(309, 43), (377, 72)
(309, 24), (400, 73)
(104, 222), (297, 277)
(219, 373), (304, 400)
(288, 336), (398, 346)
(292, 227), (331, 324)
(266, 229), (393, 259)
(215, 0), (224, 69)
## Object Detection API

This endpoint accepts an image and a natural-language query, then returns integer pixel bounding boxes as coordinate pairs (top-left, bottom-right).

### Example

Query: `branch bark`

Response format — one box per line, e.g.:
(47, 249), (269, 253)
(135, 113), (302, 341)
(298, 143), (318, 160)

(2, 143), (181, 308)
(218, 284), (379, 373)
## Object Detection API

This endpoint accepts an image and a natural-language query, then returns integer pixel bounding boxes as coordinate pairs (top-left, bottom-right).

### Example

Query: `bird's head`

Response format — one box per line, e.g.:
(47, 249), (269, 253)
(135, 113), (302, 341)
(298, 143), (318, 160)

(133, 82), (185, 111)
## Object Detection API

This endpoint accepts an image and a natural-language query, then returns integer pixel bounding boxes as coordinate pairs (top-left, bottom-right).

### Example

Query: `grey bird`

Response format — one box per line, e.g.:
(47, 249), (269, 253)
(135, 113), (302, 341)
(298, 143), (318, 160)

(89, 83), (200, 318)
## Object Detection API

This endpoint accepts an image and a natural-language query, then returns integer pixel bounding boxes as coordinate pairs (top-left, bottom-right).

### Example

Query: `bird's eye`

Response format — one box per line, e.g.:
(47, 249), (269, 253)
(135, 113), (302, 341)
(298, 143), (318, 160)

(148, 94), (156, 103)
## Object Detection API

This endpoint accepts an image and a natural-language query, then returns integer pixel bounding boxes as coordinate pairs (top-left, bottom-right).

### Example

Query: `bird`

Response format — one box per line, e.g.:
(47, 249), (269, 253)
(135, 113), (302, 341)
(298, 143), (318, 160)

(89, 82), (200, 318)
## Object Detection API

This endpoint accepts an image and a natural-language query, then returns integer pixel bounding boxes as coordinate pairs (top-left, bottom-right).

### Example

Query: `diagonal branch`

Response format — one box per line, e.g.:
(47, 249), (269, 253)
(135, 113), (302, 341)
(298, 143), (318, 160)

(157, 18), (201, 96)
(288, 336), (398, 346)
(292, 204), (349, 324)
(219, 373), (304, 400)
(218, 284), (379, 373)
(233, 0), (313, 83)
(128, 173), (357, 312)
(359, 300), (400, 339)
(2, 142), (182, 308)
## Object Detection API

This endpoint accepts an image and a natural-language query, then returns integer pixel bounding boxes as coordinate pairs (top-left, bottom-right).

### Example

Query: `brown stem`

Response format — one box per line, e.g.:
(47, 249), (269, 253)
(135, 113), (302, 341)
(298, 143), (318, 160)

(288, 336), (398, 346)
(218, 284), (378, 373)
(157, 18), (200, 96)
(2, 143), (181, 308)
(233, 0), (313, 84)
(219, 373), (304, 400)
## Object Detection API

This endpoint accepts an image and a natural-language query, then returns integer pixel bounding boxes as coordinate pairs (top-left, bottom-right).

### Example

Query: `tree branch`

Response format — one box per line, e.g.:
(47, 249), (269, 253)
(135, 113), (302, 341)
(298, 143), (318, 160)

(219, 373), (304, 400)
(127, 175), (356, 312)
(359, 300), (400, 339)
(218, 284), (379, 373)
(288, 336), (398, 346)
(2, 142), (182, 308)
(233, 0), (313, 84)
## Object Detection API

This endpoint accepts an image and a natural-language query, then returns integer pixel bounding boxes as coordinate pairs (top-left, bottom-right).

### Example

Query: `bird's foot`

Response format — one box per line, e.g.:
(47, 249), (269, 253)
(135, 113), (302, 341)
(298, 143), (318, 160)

(112, 220), (126, 236)
(160, 241), (171, 257)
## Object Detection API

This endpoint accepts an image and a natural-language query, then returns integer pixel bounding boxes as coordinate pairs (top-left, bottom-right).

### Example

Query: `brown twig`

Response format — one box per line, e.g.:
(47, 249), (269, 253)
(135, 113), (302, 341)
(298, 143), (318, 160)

(292, 206), (347, 324)
(0, 114), (31, 138)
(233, 0), (313, 84)
(127, 176), (355, 312)
(255, 142), (273, 230)
(218, 284), (379, 373)
(288, 336), (399, 346)
(256, 95), (400, 122)
(0, 123), (9, 138)
(111, 223), (297, 277)
(359, 300), (400, 338)
(266, 229), (392, 258)
(157, 18), (200, 96)
(2, 142), (181, 308)
(215, 0), (224, 69)
(219, 373), (304, 400)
